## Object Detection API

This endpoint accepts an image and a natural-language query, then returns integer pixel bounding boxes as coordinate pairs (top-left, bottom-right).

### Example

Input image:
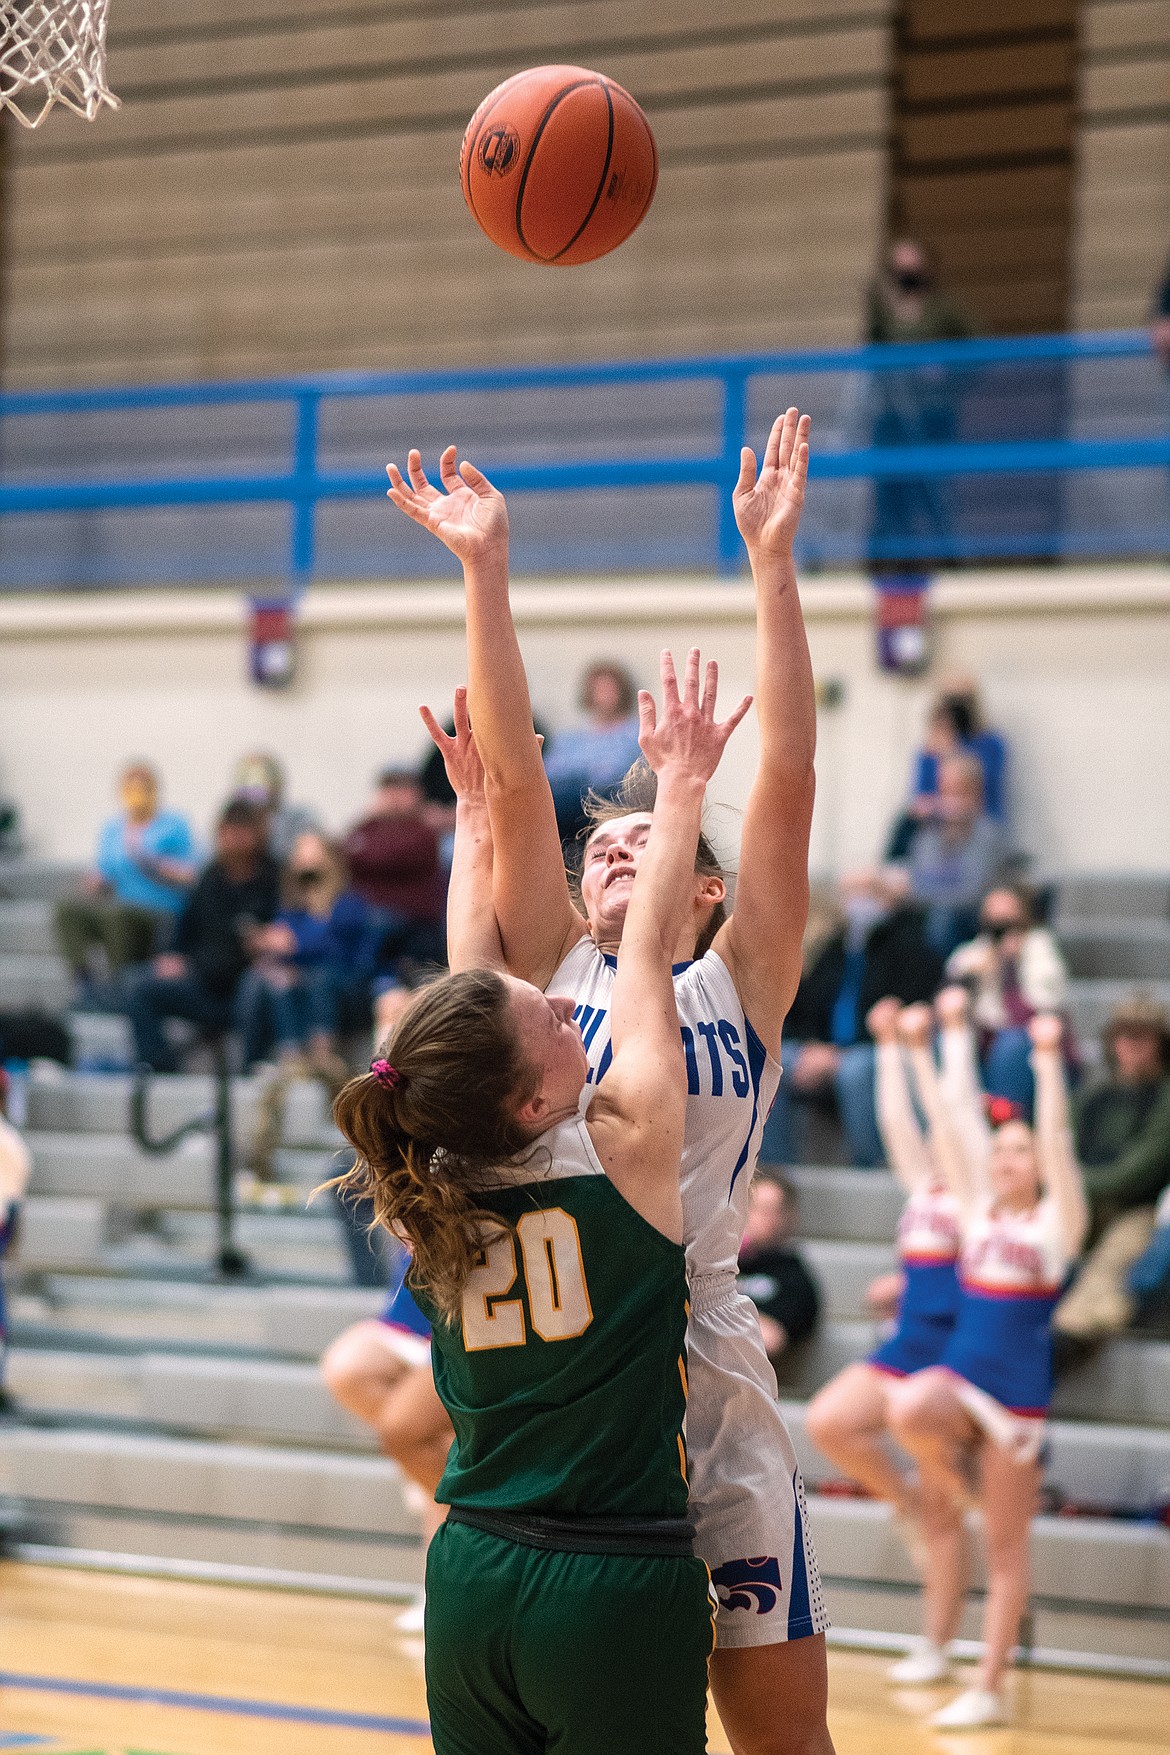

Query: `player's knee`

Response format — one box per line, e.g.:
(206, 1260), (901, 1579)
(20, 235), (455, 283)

(804, 1391), (844, 1449)
(320, 1330), (377, 1407)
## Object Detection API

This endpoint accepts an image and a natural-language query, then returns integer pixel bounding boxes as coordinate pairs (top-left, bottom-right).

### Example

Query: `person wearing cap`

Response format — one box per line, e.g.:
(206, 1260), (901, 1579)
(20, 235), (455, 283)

(1053, 992), (1170, 1349)
(230, 751), (320, 866)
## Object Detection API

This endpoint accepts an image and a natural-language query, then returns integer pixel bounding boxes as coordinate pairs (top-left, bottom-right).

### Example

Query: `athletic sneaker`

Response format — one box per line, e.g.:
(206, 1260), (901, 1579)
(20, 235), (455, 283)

(931, 1687), (1006, 1728)
(394, 1594), (426, 1635)
(887, 1639), (951, 1685)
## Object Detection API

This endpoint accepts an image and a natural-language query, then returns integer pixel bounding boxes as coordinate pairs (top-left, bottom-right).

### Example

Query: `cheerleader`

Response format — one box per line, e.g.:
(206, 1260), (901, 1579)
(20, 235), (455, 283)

(805, 994), (980, 1679)
(887, 1013), (1088, 1727)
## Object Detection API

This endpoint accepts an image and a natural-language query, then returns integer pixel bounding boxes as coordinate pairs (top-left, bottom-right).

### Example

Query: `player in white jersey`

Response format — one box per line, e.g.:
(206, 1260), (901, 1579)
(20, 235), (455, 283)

(385, 408), (831, 1755)
(886, 1014), (1088, 1728)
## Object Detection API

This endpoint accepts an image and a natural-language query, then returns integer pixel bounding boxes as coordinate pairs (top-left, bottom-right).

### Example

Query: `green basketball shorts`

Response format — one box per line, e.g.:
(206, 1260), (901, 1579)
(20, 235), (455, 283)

(424, 1519), (715, 1755)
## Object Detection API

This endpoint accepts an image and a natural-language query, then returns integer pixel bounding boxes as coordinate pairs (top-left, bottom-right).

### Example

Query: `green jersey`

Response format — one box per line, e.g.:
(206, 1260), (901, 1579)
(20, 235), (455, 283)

(421, 1114), (690, 1520)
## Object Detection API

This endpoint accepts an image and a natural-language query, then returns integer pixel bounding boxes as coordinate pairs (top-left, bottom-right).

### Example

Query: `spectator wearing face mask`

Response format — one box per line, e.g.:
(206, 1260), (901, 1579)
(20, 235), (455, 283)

(123, 799), (280, 1072)
(55, 762), (198, 986)
(946, 885), (1069, 1112)
(760, 867), (945, 1168)
(865, 238), (971, 582)
(737, 1174), (821, 1363)
(907, 754), (1012, 957)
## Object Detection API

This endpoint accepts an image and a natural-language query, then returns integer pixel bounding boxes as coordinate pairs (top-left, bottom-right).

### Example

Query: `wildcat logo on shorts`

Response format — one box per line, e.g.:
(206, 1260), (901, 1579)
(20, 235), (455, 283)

(478, 126), (520, 176)
(711, 1555), (783, 1614)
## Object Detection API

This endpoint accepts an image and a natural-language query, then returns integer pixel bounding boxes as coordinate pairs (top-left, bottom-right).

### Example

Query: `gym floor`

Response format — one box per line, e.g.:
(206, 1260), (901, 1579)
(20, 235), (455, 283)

(0, 1564), (1165, 1755)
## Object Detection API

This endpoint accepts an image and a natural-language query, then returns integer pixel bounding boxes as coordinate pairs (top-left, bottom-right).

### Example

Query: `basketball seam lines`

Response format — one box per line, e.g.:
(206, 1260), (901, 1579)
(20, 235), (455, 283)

(552, 82), (615, 264)
(514, 78), (597, 263)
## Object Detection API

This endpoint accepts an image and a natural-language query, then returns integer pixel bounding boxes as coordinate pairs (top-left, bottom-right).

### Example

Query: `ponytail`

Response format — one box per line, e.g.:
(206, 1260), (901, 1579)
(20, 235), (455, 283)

(332, 970), (538, 1321)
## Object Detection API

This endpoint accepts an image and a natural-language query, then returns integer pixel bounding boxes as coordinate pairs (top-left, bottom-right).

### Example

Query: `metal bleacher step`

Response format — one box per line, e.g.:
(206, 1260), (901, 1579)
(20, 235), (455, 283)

(0, 1426), (424, 1591)
(0, 862), (86, 903)
(786, 1167), (904, 1242)
(12, 1279), (382, 1356)
(1058, 921), (1170, 981)
(26, 1071), (341, 1147)
(0, 950), (73, 1012)
(0, 897), (58, 953)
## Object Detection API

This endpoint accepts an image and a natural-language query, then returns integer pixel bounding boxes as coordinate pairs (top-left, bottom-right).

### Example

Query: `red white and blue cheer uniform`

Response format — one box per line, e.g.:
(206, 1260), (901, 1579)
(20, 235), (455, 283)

(941, 1197), (1069, 1417)
(869, 1183), (963, 1378)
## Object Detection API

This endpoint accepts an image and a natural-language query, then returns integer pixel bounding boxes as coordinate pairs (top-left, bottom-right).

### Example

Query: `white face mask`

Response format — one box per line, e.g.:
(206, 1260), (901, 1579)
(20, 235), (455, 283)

(843, 894), (889, 940)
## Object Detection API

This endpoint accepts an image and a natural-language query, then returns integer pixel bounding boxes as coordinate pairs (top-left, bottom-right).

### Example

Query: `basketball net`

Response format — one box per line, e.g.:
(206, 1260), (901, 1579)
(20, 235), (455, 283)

(0, 0), (120, 128)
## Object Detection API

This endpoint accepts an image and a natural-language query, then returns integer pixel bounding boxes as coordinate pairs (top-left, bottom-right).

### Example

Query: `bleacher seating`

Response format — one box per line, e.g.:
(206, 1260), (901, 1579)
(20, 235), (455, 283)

(1, 865), (1168, 1662)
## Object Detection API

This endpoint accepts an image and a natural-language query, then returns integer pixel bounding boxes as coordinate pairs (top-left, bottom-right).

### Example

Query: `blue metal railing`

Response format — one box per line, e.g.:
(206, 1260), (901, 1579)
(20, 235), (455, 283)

(0, 329), (1167, 590)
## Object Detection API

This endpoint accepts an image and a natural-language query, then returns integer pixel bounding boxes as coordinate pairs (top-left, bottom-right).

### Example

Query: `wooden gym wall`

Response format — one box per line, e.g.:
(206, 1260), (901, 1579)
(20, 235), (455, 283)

(1071, 0), (1170, 329)
(885, 0), (1080, 335)
(0, 0), (895, 387)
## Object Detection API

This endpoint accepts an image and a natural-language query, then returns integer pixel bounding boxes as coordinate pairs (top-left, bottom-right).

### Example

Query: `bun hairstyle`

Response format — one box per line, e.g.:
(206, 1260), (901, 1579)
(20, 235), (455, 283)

(332, 969), (539, 1320)
(574, 760), (728, 957)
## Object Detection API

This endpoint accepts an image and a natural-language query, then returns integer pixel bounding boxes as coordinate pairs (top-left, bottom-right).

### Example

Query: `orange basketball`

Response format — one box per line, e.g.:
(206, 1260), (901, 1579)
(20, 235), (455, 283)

(460, 66), (658, 267)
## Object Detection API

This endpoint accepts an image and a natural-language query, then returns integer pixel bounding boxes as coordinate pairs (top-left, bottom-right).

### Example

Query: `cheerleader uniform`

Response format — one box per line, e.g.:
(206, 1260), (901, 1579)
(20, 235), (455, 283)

(378, 1270), (432, 1369)
(869, 1183), (963, 1378)
(941, 1197), (1069, 1419)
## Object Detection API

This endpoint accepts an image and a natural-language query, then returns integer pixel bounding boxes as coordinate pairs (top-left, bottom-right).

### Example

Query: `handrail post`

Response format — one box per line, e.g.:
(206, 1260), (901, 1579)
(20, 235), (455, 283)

(717, 369), (747, 577)
(290, 391), (320, 595)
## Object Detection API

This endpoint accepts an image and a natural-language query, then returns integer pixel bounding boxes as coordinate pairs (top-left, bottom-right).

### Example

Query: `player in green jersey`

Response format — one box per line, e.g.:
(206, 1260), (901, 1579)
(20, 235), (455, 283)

(333, 648), (749, 1755)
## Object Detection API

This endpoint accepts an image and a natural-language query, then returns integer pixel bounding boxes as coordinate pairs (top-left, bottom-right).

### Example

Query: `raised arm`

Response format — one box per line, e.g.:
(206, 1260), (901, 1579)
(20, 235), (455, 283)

(1029, 1014), (1089, 1259)
(588, 650), (750, 1238)
(935, 985), (992, 1196)
(419, 688), (504, 975)
(899, 1003), (980, 1218)
(387, 450), (585, 988)
(868, 999), (931, 1194)
(713, 409), (817, 1054)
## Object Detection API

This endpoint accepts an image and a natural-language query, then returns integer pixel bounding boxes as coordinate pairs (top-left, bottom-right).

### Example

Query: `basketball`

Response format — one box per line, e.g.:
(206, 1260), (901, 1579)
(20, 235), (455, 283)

(460, 65), (658, 266)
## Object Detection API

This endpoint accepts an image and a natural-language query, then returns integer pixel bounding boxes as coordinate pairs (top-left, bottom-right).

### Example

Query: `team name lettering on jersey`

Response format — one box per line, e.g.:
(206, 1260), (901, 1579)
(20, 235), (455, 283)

(574, 1003), (750, 1097)
(963, 1232), (1048, 1284)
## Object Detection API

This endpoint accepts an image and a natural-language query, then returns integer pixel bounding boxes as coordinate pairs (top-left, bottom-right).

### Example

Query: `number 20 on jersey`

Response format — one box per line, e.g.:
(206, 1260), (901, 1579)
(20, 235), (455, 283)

(462, 1208), (593, 1350)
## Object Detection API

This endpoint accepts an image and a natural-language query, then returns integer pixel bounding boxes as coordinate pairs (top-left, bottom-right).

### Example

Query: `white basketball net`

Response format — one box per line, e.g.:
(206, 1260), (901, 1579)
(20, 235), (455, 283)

(0, 0), (120, 128)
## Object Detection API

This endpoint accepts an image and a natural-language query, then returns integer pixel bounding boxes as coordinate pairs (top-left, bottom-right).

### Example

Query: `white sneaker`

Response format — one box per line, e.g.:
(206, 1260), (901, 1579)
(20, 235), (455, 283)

(394, 1595), (426, 1635)
(931, 1688), (1006, 1729)
(888, 1640), (951, 1685)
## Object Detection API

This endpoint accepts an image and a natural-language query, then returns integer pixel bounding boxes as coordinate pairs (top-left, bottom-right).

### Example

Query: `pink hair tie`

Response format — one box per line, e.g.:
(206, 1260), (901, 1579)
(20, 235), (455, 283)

(370, 1058), (402, 1091)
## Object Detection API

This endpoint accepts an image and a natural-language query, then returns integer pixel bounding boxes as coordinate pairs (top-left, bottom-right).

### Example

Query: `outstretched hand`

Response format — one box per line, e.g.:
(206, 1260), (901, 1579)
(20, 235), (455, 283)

(387, 446), (509, 566)
(419, 686), (485, 802)
(733, 407), (811, 559)
(638, 647), (752, 786)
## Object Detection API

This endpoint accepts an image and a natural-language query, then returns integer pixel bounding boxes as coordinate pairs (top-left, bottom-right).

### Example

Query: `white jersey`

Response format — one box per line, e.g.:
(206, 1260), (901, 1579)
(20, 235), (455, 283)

(959, 1195), (1069, 1296)
(550, 939), (782, 1285)
(548, 937), (827, 1651)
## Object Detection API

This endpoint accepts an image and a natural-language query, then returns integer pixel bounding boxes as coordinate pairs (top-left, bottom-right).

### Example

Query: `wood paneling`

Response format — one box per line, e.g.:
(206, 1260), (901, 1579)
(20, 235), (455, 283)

(885, 0), (1078, 334)
(0, 1), (895, 386)
(1072, 0), (1170, 329)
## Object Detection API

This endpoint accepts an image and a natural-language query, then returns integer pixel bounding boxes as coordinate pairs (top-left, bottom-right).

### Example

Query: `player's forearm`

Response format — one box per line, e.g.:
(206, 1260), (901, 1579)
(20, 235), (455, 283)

(621, 770), (706, 966)
(749, 548), (817, 781)
(445, 796), (503, 972)
(463, 555), (545, 792)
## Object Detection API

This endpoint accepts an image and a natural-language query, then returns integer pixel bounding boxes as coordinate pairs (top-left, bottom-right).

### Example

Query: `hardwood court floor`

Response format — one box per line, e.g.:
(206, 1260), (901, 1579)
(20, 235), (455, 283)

(1, 1562), (1167, 1755)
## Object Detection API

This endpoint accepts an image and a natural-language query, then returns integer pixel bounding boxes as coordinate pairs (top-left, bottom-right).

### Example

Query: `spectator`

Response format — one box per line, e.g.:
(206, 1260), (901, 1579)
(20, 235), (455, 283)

(738, 1174), (820, 1363)
(760, 867), (945, 1167)
(231, 751), (320, 865)
(865, 238), (970, 579)
(1053, 994), (1170, 1350)
(946, 884), (1069, 1112)
(342, 770), (445, 971)
(543, 660), (643, 841)
(1152, 250), (1170, 372)
(887, 678), (1009, 857)
(124, 799), (279, 1072)
(1128, 1182), (1170, 1327)
(907, 753), (1011, 955)
(236, 831), (384, 1078)
(55, 763), (197, 985)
